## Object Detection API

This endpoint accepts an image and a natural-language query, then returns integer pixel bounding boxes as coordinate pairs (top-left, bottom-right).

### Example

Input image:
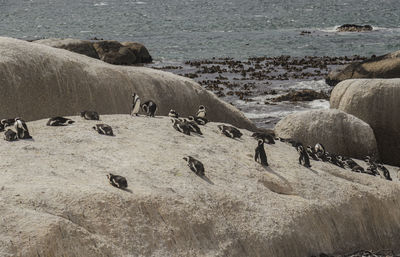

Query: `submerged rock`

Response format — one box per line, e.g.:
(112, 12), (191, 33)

(337, 24), (373, 32)
(330, 78), (400, 166)
(272, 89), (329, 102)
(274, 109), (378, 159)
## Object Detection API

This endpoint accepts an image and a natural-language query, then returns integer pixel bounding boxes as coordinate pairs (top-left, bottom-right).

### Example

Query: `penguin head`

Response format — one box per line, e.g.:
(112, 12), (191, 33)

(257, 139), (264, 145)
(217, 125), (223, 131)
(92, 126), (97, 130)
(188, 116), (194, 121)
(14, 117), (21, 121)
(132, 93), (136, 98)
(80, 111), (86, 117)
(106, 173), (113, 180)
(199, 105), (205, 110)
(183, 156), (189, 162)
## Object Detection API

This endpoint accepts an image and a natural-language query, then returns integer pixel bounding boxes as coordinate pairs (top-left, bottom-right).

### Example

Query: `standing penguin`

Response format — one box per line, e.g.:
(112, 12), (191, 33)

(131, 93), (141, 116)
(255, 139), (269, 166)
(14, 118), (32, 139)
(107, 173), (128, 189)
(3, 129), (17, 141)
(183, 156), (205, 176)
(196, 105), (206, 118)
(141, 100), (157, 117)
(314, 143), (326, 159)
(296, 144), (311, 168)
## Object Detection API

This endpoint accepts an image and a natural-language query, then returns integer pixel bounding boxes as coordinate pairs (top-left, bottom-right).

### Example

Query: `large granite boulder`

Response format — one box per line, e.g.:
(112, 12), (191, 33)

(326, 50), (400, 86)
(0, 37), (255, 130)
(330, 79), (400, 165)
(0, 115), (399, 257)
(274, 109), (378, 159)
(34, 38), (153, 65)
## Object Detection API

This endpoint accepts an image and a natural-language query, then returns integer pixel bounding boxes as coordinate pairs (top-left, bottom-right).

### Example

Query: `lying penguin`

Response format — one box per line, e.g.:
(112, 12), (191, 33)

(188, 115), (208, 126)
(81, 111), (100, 120)
(3, 129), (17, 141)
(183, 156), (205, 176)
(171, 119), (191, 135)
(93, 124), (114, 136)
(47, 116), (75, 126)
(107, 173), (128, 189)
(183, 118), (202, 135)
(1, 118), (15, 127)
(218, 125), (242, 139)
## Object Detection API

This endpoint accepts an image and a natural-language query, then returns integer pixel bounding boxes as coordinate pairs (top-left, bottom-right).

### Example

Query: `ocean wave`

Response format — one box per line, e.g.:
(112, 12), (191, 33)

(288, 80), (330, 92)
(94, 2), (108, 6)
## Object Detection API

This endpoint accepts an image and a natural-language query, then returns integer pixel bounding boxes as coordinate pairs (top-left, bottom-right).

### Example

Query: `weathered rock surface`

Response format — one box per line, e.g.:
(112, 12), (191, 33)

(272, 89), (328, 102)
(330, 79), (400, 165)
(0, 37), (255, 130)
(274, 109), (378, 159)
(326, 50), (400, 86)
(337, 24), (373, 32)
(34, 38), (153, 64)
(0, 115), (400, 257)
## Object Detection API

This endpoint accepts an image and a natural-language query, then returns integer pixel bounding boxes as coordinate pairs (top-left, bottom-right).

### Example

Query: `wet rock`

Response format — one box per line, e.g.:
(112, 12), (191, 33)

(34, 38), (99, 59)
(337, 24), (373, 32)
(121, 41), (153, 63)
(326, 50), (400, 86)
(272, 89), (329, 102)
(92, 40), (137, 65)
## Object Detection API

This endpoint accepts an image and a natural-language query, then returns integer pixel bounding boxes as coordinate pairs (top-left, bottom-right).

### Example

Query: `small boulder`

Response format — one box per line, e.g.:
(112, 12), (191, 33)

(274, 109), (378, 159)
(34, 38), (99, 59)
(121, 41), (152, 63)
(92, 40), (137, 65)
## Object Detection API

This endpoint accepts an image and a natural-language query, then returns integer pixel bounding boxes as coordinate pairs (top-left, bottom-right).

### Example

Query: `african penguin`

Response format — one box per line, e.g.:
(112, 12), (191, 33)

(183, 118), (202, 135)
(93, 124), (114, 136)
(81, 111), (100, 120)
(255, 139), (269, 166)
(296, 144), (311, 168)
(14, 118), (32, 139)
(141, 100), (157, 117)
(46, 116), (75, 126)
(306, 146), (319, 160)
(196, 105), (206, 118)
(107, 173), (128, 189)
(314, 143), (326, 159)
(188, 115), (208, 126)
(131, 93), (141, 116)
(377, 164), (392, 181)
(171, 119), (191, 135)
(183, 156), (205, 176)
(1, 118), (15, 127)
(168, 109), (179, 119)
(0, 123), (4, 132)
(251, 132), (275, 144)
(3, 129), (17, 141)
(218, 125), (242, 139)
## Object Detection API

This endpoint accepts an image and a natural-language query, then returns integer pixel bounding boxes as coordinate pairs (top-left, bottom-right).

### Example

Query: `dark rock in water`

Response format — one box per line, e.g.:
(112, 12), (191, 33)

(93, 40), (137, 65)
(337, 24), (373, 32)
(121, 42), (153, 63)
(326, 50), (400, 86)
(272, 89), (328, 102)
(315, 249), (399, 257)
(33, 38), (153, 65)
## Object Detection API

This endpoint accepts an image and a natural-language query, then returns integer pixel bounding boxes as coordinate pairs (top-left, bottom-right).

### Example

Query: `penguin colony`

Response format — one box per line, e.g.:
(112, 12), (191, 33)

(0, 93), (393, 190)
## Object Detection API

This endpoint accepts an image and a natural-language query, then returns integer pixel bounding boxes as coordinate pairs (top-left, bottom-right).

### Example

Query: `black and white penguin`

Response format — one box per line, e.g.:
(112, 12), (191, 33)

(3, 129), (17, 141)
(107, 173), (128, 189)
(183, 118), (202, 135)
(255, 139), (269, 166)
(296, 144), (311, 168)
(168, 109), (179, 119)
(377, 164), (392, 181)
(81, 111), (100, 120)
(306, 146), (319, 160)
(141, 100), (157, 117)
(131, 93), (141, 116)
(314, 143), (326, 159)
(218, 125), (243, 139)
(183, 156), (205, 176)
(46, 116), (75, 126)
(1, 118), (15, 127)
(325, 153), (344, 168)
(188, 115), (208, 126)
(14, 118), (32, 139)
(171, 119), (191, 135)
(196, 105), (206, 118)
(251, 132), (275, 144)
(0, 123), (4, 132)
(93, 124), (114, 136)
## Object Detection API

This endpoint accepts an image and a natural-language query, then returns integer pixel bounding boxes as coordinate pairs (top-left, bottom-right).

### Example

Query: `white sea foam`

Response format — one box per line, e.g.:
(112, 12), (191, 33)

(288, 79), (330, 92)
(94, 2), (108, 6)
